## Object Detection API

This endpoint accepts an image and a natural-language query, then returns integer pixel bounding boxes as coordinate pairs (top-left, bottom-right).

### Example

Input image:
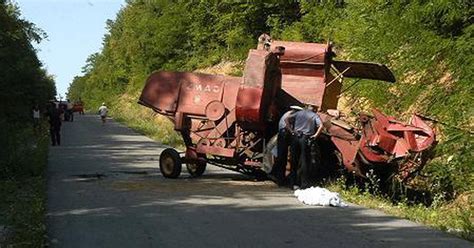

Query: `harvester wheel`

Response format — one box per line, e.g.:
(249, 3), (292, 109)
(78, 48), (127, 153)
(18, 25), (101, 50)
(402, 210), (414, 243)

(159, 148), (182, 178)
(186, 156), (207, 177)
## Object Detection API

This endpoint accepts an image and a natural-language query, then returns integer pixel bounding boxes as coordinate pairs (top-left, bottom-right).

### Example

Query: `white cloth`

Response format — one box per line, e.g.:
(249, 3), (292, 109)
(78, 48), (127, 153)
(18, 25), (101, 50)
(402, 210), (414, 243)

(98, 106), (108, 117)
(33, 110), (40, 119)
(294, 186), (348, 207)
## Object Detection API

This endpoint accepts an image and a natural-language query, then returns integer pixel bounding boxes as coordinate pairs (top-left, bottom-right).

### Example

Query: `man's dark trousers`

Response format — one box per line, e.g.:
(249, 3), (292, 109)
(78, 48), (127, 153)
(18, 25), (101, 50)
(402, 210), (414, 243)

(290, 134), (313, 189)
(271, 129), (291, 182)
(50, 126), (61, 146)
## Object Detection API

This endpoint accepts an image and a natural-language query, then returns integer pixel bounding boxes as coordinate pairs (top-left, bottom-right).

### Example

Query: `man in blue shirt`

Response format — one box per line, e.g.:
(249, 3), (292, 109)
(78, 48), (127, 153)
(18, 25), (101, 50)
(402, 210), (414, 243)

(290, 104), (323, 189)
(269, 105), (303, 186)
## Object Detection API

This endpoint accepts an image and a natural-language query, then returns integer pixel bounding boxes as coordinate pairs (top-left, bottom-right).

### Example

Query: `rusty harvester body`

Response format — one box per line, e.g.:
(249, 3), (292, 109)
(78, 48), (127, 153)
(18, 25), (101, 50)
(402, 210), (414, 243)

(138, 35), (436, 184)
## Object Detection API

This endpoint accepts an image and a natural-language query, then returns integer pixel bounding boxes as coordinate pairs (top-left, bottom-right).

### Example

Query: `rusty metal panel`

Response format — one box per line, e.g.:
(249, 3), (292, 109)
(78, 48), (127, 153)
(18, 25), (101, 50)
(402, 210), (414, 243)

(177, 73), (225, 116)
(139, 70), (242, 119)
(280, 63), (325, 77)
(243, 50), (268, 87)
(332, 138), (360, 171)
(358, 109), (436, 164)
(270, 41), (329, 64)
(174, 112), (185, 131)
(281, 74), (326, 107)
(236, 87), (263, 123)
(138, 71), (182, 114)
(196, 144), (235, 157)
(319, 112), (360, 174)
(222, 77), (242, 110)
(269, 40), (330, 109)
(369, 134), (397, 153)
(406, 114), (436, 152)
(237, 49), (281, 127)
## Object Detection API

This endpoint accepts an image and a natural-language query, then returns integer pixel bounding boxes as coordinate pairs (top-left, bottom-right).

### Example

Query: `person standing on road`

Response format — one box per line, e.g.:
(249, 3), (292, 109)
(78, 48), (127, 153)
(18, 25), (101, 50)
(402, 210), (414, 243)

(98, 103), (108, 125)
(32, 105), (40, 128)
(268, 105), (303, 186)
(47, 102), (62, 146)
(66, 99), (74, 122)
(78, 98), (85, 115)
(289, 104), (323, 189)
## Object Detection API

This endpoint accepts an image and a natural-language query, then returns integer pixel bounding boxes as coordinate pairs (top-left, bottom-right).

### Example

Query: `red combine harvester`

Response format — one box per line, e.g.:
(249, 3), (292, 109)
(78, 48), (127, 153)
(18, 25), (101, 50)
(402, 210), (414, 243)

(138, 35), (435, 184)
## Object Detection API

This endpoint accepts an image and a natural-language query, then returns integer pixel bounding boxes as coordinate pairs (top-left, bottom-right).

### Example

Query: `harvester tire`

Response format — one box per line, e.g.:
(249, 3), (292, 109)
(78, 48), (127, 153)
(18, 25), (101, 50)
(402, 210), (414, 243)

(186, 155), (207, 177)
(159, 148), (182, 178)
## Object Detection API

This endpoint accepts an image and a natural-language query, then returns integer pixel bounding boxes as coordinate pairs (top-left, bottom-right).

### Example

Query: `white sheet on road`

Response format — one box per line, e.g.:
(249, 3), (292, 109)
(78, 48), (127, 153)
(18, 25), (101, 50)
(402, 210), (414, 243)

(294, 187), (348, 207)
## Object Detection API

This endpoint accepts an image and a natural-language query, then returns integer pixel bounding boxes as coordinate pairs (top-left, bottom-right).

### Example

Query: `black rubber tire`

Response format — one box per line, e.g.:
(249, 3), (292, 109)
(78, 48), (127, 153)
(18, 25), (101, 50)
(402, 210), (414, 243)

(159, 148), (182, 178)
(186, 155), (207, 177)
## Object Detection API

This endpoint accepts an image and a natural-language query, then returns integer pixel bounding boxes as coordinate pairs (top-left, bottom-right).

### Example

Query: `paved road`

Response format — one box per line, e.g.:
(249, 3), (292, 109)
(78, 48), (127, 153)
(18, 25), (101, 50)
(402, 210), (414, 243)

(47, 115), (471, 248)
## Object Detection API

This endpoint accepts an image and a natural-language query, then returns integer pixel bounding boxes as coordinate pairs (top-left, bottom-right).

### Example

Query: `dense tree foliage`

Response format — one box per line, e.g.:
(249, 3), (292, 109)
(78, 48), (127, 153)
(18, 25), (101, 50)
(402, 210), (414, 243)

(67, 0), (302, 106)
(0, 0), (56, 177)
(68, 0), (472, 197)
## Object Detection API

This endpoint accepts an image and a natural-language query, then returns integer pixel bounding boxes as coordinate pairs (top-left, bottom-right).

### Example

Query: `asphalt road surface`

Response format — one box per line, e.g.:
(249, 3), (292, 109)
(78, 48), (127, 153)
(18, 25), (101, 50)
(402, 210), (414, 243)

(47, 115), (471, 248)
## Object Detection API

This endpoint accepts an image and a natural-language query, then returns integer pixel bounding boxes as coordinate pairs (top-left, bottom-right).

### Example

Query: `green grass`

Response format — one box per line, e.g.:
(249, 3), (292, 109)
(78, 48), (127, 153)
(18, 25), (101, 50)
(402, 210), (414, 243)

(0, 178), (47, 247)
(0, 123), (49, 247)
(328, 179), (474, 241)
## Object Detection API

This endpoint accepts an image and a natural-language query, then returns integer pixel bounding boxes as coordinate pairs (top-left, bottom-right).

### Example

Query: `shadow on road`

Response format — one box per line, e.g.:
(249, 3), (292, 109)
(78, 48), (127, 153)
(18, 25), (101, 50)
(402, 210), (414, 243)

(46, 115), (471, 248)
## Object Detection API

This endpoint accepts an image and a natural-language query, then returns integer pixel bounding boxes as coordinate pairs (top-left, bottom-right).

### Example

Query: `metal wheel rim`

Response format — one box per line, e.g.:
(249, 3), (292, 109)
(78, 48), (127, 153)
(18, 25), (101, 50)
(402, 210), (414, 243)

(162, 156), (175, 174)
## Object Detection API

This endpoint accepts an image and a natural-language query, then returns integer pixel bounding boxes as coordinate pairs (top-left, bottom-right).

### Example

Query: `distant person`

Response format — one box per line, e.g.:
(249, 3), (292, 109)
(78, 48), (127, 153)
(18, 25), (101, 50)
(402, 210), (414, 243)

(32, 105), (40, 127)
(290, 104), (323, 190)
(98, 103), (108, 125)
(66, 99), (74, 121)
(59, 103), (66, 121)
(268, 105), (303, 186)
(78, 98), (85, 115)
(47, 102), (62, 146)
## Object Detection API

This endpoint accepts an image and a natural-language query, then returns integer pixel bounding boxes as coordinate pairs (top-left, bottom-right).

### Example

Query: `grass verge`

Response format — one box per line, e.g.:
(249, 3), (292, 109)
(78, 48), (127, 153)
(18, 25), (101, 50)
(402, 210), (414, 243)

(327, 180), (473, 241)
(0, 124), (49, 247)
(0, 177), (47, 247)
